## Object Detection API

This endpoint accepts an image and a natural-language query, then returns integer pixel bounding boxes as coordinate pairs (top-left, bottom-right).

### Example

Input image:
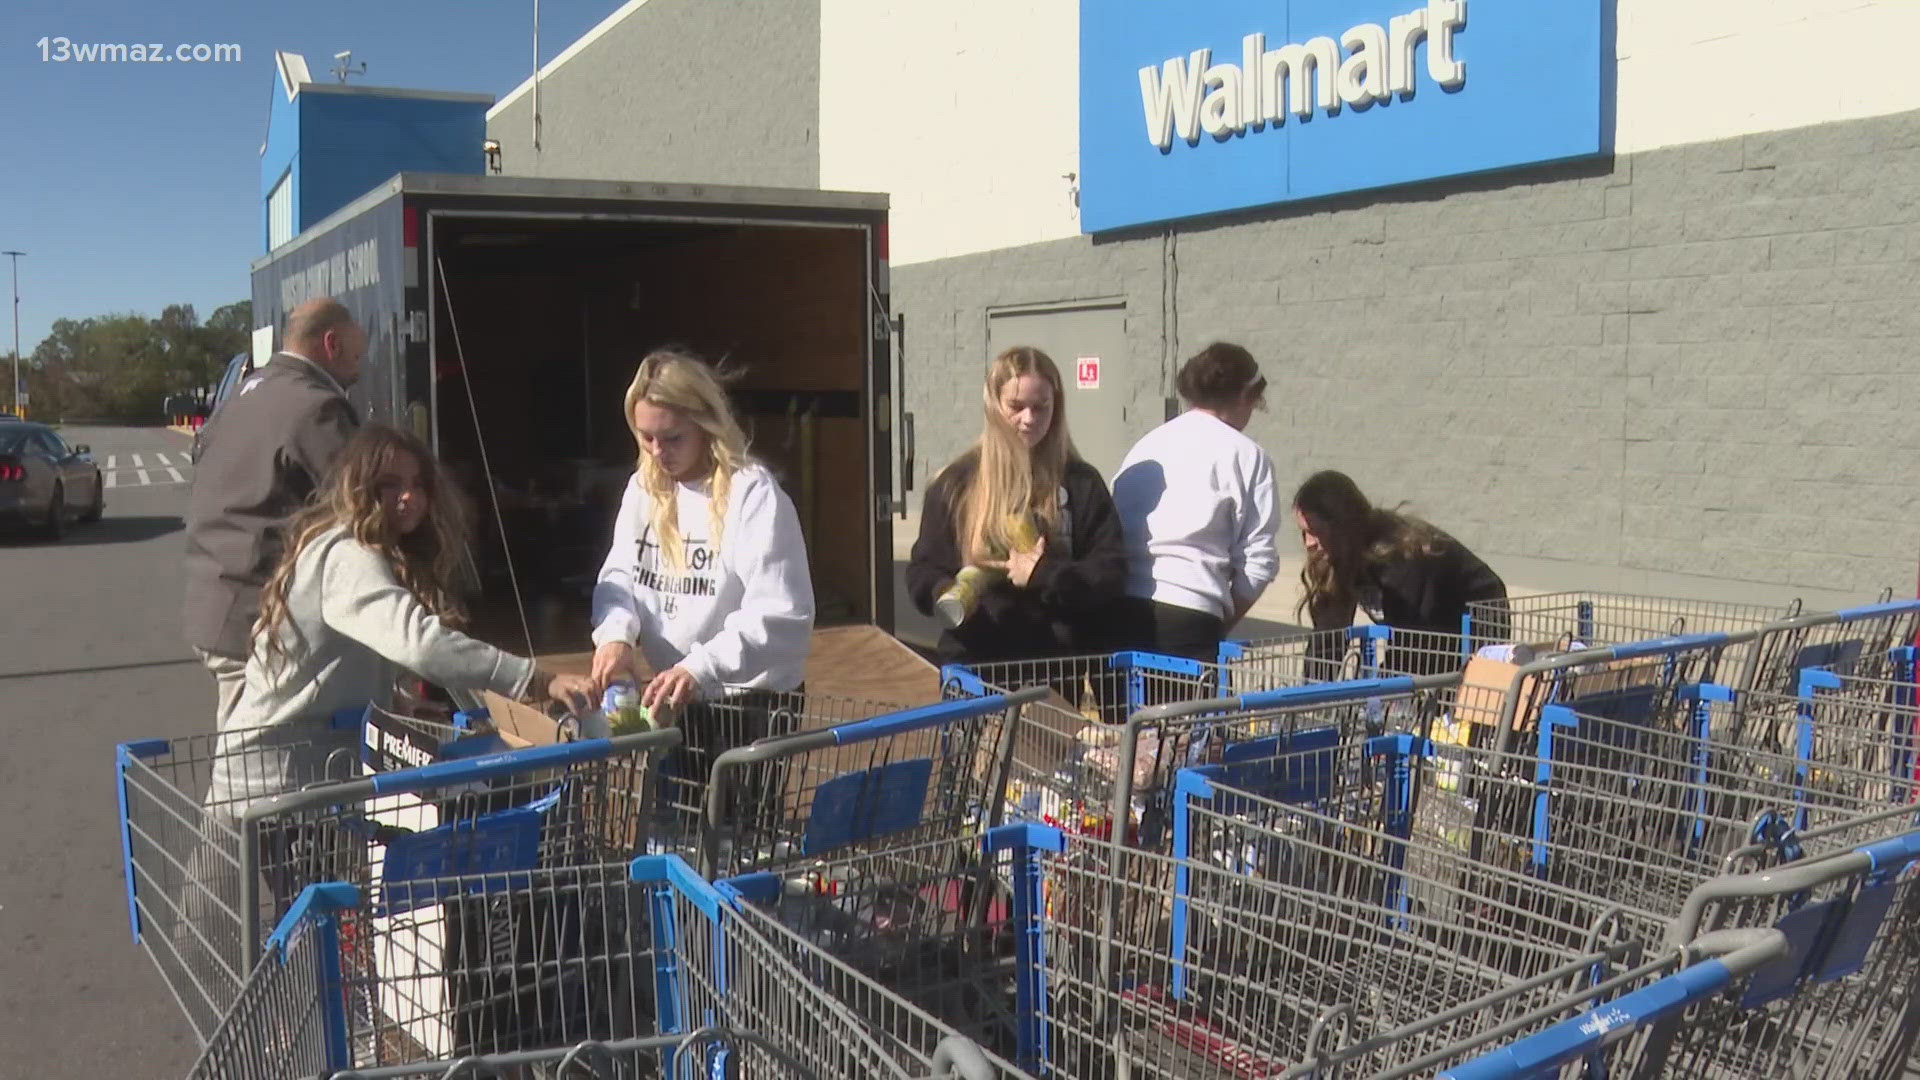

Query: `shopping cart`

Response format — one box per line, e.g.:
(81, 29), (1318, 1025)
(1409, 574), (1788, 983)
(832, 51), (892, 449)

(117, 724), (683, 1044)
(1477, 591), (1803, 650)
(1221, 624), (1488, 685)
(1733, 597), (1920, 703)
(1439, 826), (1920, 1079)
(182, 866), (1014, 1079)
(973, 820), (1668, 1079)
(694, 688), (1048, 878)
(939, 652), (1225, 844)
(646, 689), (940, 852)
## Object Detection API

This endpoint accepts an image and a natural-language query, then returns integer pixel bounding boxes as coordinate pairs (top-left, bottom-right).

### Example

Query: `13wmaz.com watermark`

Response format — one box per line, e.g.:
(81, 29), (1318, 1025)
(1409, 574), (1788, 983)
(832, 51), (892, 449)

(37, 37), (241, 63)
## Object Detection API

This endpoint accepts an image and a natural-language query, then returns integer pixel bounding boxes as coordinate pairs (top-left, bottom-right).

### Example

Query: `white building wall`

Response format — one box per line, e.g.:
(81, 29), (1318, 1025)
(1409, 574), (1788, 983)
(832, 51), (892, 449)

(818, 0), (1083, 267)
(822, 0), (1920, 267)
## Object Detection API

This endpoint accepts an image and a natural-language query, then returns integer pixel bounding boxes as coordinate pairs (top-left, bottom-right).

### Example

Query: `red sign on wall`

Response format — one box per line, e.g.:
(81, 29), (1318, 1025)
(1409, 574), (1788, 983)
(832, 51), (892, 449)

(1076, 356), (1101, 390)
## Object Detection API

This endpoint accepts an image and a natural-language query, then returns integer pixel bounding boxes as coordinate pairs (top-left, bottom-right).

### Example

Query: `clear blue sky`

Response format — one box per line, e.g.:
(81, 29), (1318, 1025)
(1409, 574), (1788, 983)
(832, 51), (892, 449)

(0, 0), (623, 360)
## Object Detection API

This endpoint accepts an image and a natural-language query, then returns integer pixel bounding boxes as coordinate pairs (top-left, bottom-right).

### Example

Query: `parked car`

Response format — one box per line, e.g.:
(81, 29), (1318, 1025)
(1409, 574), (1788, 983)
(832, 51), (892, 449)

(191, 353), (254, 464)
(0, 422), (104, 539)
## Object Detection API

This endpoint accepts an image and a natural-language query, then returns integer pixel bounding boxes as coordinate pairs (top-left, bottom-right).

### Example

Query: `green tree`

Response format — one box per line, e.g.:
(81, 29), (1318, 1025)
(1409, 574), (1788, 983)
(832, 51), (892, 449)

(21, 298), (250, 419)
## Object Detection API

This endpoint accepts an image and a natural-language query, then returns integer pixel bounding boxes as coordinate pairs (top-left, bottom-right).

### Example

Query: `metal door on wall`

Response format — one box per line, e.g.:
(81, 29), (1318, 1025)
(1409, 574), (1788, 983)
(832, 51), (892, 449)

(985, 300), (1130, 482)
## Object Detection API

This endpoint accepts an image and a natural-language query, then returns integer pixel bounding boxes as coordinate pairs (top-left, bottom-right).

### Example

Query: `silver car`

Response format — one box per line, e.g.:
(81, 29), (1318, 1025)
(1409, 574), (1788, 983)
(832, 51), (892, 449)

(0, 421), (104, 539)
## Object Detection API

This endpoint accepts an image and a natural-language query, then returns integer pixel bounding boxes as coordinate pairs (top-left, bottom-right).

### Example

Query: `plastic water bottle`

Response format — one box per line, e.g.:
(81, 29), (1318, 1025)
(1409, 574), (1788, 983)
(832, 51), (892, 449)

(604, 681), (654, 735)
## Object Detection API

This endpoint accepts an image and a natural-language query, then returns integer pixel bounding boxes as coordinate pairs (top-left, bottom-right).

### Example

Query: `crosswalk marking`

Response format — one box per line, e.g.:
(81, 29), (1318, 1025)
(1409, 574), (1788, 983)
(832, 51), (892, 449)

(106, 455), (117, 470)
(104, 472), (118, 489)
(131, 454), (144, 468)
(166, 467), (184, 483)
(137, 469), (151, 485)
(154, 452), (172, 467)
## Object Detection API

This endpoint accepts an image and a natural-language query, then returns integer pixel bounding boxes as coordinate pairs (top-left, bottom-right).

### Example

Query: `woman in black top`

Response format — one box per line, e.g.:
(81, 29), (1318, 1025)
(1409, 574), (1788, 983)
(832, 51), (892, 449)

(907, 346), (1128, 666)
(1293, 470), (1508, 675)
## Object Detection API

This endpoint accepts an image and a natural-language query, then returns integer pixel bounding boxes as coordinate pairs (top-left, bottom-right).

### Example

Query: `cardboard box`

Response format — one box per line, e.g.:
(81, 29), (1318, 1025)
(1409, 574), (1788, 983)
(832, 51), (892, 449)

(478, 627), (940, 748)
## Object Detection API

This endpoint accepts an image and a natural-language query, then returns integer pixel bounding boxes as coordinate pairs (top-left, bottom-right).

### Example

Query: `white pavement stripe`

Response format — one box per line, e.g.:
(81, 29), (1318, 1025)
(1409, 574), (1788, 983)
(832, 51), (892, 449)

(106, 455), (118, 469)
(154, 452), (172, 466)
(137, 469), (150, 485)
(166, 467), (184, 483)
(104, 472), (118, 489)
(131, 454), (145, 468)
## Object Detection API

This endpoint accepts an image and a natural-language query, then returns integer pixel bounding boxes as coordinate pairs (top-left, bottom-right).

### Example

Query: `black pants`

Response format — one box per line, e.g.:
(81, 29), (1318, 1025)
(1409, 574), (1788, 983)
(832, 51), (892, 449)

(1139, 600), (1227, 664)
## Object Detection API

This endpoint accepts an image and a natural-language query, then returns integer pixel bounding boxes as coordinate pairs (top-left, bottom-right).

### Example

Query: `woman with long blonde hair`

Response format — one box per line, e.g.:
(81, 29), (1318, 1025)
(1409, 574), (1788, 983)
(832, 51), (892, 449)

(205, 423), (593, 810)
(589, 347), (814, 708)
(906, 346), (1128, 664)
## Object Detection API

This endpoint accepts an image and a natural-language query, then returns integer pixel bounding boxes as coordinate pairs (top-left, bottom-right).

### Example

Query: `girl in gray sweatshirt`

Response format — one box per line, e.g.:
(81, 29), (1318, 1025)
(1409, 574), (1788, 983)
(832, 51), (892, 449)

(205, 424), (593, 812)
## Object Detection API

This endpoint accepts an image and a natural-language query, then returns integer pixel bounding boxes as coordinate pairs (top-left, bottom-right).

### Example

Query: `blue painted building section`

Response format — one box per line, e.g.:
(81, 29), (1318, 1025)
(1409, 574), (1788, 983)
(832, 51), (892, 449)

(260, 59), (490, 253)
(1080, 0), (1608, 232)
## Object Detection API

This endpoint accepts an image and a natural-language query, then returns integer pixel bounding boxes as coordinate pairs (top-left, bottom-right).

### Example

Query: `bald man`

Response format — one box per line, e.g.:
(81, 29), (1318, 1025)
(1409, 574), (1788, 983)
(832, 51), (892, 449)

(183, 298), (366, 724)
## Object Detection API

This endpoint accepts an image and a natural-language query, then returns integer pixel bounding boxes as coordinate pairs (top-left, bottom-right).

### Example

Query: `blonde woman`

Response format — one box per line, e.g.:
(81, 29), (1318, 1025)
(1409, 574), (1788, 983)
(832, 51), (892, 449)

(907, 346), (1128, 665)
(589, 348), (815, 708)
(205, 423), (594, 812)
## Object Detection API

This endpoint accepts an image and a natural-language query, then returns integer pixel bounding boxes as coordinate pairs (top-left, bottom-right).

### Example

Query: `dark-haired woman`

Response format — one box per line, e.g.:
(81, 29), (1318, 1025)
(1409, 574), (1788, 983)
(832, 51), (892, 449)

(1293, 470), (1507, 675)
(1112, 342), (1281, 662)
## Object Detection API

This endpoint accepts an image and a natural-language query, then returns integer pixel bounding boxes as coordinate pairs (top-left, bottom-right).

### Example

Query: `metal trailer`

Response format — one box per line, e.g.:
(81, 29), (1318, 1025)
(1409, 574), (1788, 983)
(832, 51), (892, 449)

(182, 868), (1012, 1080)
(118, 724), (684, 1043)
(1438, 828), (1920, 1079)
(694, 688), (1049, 878)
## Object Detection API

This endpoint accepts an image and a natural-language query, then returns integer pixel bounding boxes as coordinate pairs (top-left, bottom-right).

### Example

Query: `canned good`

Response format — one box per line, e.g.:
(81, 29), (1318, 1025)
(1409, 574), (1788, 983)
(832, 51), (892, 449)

(935, 564), (998, 628)
(1005, 512), (1041, 552)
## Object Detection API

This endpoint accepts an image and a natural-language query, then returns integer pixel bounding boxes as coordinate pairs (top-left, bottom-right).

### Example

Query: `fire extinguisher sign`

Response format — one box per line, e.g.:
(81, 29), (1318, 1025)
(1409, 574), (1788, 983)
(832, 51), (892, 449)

(1075, 356), (1100, 390)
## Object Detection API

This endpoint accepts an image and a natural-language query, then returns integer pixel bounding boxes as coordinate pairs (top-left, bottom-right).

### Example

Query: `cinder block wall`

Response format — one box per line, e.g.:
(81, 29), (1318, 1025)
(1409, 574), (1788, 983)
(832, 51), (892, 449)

(896, 110), (1920, 598)
(488, 0), (820, 188)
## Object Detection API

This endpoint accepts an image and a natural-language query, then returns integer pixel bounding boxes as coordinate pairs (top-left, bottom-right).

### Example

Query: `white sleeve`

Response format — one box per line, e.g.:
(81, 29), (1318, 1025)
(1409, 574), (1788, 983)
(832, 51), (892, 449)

(591, 476), (651, 648)
(319, 538), (535, 697)
(1230, 448), (1282, 611)
(677, 475), (815, 692)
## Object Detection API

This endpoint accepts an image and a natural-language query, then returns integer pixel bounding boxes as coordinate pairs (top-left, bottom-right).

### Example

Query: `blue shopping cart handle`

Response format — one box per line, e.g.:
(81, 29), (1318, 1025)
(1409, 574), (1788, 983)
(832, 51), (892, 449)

(828, 685), (1049, 745)
(1600, 632), (1731, 661)
(1233, 677), (1416, 711)
(1833, 598), (1920, 622)
(367, 737), (616, 794)
(1439, 960), (1740, 1079)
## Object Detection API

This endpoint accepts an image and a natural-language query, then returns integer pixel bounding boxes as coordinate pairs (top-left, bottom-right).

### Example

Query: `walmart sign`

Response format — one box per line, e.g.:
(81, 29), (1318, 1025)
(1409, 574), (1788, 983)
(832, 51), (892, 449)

(1080, 0), (1607, 232)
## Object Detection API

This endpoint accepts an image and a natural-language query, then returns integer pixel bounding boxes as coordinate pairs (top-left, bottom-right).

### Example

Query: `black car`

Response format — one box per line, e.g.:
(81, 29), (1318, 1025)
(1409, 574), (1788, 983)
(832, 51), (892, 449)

(0, 422), (104, 539)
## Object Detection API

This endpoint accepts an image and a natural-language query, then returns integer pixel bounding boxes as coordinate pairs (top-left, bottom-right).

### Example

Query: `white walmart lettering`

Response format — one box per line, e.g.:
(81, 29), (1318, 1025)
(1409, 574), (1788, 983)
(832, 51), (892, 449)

(1139, 0), (1467, 151)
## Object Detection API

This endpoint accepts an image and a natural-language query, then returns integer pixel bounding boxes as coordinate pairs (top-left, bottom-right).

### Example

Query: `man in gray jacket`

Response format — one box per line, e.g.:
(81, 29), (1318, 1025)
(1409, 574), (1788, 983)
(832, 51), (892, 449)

(182, 297), (365, 723)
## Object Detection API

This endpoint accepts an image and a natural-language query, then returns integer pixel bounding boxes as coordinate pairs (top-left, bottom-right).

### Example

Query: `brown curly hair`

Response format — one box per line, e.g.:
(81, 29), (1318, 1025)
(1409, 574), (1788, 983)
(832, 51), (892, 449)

(254, 423), (473, 672)
(1293, 470), (1446, 625)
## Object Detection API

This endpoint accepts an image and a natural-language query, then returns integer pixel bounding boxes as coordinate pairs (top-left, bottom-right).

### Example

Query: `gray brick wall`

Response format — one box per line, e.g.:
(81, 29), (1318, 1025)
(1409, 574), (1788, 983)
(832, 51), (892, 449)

(896, 109), (1920, 596)
(487, 0), (818, 188)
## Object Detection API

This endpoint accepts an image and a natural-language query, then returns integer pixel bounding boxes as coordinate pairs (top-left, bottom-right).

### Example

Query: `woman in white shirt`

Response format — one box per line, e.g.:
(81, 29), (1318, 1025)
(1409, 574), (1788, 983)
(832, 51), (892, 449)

(588, 349), (815, 786)
(1111, 342), (1281, 662)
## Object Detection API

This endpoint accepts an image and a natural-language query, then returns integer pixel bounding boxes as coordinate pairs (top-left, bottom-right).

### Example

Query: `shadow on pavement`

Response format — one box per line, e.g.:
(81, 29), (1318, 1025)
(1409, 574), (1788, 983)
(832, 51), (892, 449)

(0, 514), (184, 548)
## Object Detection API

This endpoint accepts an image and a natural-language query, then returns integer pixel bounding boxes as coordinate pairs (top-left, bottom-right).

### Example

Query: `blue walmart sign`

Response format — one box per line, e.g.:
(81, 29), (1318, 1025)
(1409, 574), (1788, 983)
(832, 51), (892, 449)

(1079, 0), (1607, 232)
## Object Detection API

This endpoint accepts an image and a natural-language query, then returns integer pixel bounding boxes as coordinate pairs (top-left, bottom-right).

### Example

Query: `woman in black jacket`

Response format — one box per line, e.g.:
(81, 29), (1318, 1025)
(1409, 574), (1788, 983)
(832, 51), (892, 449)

(1293, 470), (1508, 675)
(907, 346), (1128, 666)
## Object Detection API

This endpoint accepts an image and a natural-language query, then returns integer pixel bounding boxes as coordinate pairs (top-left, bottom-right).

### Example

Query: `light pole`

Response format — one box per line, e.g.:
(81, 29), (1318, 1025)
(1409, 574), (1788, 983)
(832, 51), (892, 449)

(2, 251), (22, 416)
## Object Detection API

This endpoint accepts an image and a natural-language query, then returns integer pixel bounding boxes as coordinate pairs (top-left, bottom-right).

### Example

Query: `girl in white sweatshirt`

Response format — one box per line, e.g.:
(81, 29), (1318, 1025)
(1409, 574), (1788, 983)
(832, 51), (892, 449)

(207, 424), (595, 812)
(1112, 342), (1281, 663)
(589, 349), (815, 753)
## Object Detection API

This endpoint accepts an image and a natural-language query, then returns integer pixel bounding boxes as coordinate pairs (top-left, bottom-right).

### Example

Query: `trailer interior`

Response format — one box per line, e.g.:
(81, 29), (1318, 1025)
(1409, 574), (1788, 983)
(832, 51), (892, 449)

(427, 214), (877, 656)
